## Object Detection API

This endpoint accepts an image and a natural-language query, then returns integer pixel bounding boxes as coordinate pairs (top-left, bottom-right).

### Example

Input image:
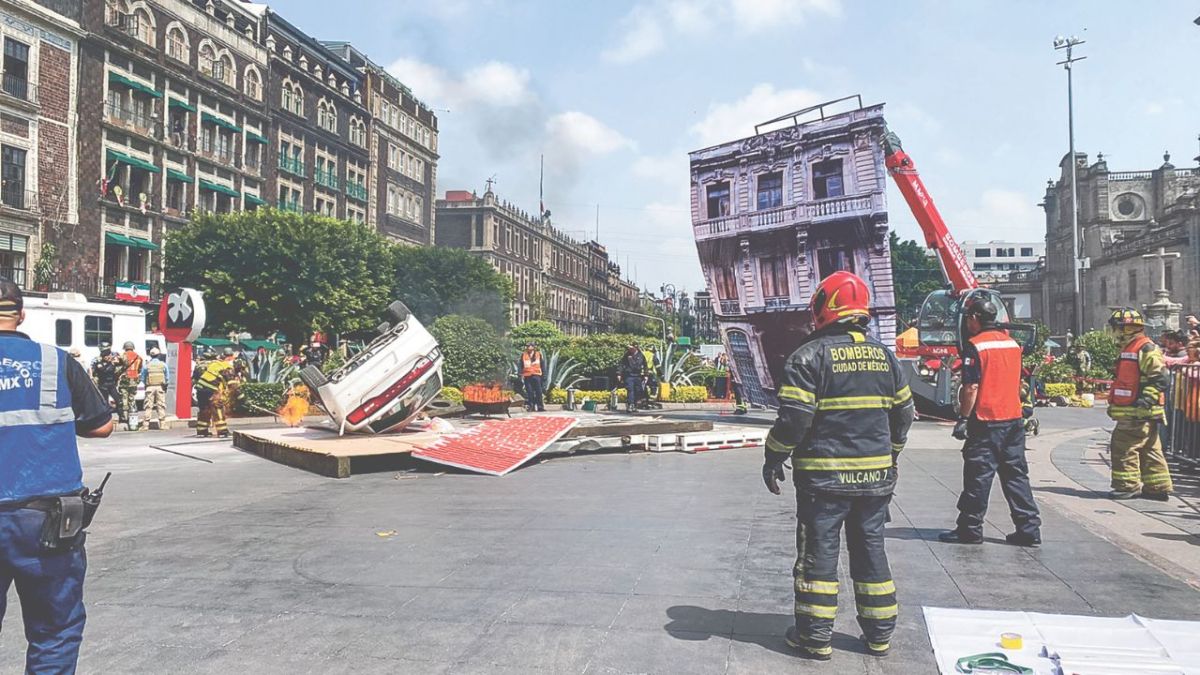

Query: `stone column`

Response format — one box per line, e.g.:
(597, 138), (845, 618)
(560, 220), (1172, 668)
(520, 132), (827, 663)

(1141, 246), (1182, 330)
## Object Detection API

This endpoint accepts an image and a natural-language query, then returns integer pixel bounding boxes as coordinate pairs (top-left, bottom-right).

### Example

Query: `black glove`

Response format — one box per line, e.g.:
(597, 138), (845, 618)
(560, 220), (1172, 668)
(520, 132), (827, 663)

(762, 452), (788, 495)
(1136, 391), (1158, 409)
(952, 417), (969, 441)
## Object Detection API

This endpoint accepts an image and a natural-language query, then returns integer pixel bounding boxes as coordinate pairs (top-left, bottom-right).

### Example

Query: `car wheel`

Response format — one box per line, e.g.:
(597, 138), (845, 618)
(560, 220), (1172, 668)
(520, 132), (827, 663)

(299, 365), (328, 393)
(386, 300), (411, 323)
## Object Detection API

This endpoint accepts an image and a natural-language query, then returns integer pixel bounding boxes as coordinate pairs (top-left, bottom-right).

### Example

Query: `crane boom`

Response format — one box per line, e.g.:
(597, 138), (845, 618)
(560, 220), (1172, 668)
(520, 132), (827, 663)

(882, 132), (978, 293)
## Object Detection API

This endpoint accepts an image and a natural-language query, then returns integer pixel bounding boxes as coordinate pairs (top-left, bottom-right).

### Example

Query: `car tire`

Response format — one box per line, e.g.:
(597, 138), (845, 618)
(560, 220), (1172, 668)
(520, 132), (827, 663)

(386, 300), (411, 323)
(299, 365), (328, 393)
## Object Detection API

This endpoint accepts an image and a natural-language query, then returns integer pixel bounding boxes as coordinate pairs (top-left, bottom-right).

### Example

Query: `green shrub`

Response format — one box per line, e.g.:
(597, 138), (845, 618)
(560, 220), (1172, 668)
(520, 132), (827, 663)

(431, 315), (512, 388)
(237, 382), (286, 414)
(438, 386), (464, 404)
(559, 333), (666, 380)
(1045, 383), (1076, 398)
(1039, 358), (1076, 384)
(547, 388), (628, 404)
(669, 385), (708, 403)
(1074, 330), (1120, 377)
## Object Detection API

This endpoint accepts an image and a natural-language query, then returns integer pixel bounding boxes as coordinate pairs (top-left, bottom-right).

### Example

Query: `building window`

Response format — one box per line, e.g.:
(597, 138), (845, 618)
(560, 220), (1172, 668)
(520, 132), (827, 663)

(166, 179), (185, 213)
(812, 160), (844, 199)
(817, 247), (855, 279)
(282, 82), (303, 116)
(244, 67), (262, 100)
(974, 248), (991, 258)
(1020, 247), (1034, 257)
(349, 118), (366, 147)
(756, 172), (783, 210)
(84, 315), (112, 347)
(2, 38), (30, 101)
(199, 43), (216, 79)
(0, 232), (27, 287)
(1, 145), (27, 209)
(165, 25), (188, 62)
(759, 256), (789, 298)
(716, 266), (739, 300)
(132, 8), (154, 46)
(706, 182), (730, 219)
(1128, 270), (1137, 301)
(1100, 278), (1107, 305)
(317, 99), (337, 133)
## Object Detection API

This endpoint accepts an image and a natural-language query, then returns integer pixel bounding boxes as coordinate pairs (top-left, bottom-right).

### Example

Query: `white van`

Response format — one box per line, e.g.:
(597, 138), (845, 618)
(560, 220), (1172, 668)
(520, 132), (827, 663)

(20, 292), (164, 366)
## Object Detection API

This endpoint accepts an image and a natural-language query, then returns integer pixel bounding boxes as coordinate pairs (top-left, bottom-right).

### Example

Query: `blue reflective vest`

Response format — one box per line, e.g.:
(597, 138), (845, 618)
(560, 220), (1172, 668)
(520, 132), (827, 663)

(0, 336), (83, 503)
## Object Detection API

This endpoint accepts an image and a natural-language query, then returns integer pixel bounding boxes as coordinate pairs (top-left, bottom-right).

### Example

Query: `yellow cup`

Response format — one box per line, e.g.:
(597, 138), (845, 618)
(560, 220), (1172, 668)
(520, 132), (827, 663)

(1000, 632), (1023, 650)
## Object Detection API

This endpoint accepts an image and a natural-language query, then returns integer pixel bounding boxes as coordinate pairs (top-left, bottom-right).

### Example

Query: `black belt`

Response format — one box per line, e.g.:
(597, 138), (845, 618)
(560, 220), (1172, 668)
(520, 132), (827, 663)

(0, 497), (69, 512)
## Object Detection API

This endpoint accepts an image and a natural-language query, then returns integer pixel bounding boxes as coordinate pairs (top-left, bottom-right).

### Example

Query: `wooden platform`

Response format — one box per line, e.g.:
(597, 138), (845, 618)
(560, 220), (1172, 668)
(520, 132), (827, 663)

(232, 414), (714, 478)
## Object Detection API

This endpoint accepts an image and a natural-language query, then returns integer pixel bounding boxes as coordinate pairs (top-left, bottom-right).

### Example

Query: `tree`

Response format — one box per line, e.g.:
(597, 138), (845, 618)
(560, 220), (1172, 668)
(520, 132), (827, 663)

(890, 231), (943, 325)
(164, 210), (395, 342)
(431, 314), (512, 388)
(393, 246), (513, 331)
(1074, 330), (1120, 378)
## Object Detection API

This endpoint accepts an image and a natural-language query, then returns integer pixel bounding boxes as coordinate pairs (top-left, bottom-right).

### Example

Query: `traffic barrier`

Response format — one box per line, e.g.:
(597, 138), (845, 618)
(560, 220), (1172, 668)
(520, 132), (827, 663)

(675, 429), (767, 453)
(1167, 364), (1200, 469)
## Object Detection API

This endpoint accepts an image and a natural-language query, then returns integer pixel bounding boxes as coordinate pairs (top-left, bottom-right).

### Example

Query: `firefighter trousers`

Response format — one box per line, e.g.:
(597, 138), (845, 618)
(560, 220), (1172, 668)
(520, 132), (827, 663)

(1110, 420), (1173, 494)
(793, 490), (897, 655)
(956, 419), (1041, 539)
(196, 387), (227, 436)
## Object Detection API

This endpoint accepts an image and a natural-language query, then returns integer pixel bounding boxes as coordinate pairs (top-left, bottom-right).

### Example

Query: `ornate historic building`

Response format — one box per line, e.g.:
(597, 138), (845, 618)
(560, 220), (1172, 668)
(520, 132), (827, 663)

(689, 99), (895, 406)
(1043, 149), (1200, 334)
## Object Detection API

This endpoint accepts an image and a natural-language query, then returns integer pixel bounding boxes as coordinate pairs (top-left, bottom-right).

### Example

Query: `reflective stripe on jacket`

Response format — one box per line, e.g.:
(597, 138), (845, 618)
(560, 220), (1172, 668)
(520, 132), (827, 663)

(0, 336), (83, 504)
(968, 329), (1023, 422)
(766, 327), (914, 497)
(197, 360), (232, 391)
(521, 351), (543, 377)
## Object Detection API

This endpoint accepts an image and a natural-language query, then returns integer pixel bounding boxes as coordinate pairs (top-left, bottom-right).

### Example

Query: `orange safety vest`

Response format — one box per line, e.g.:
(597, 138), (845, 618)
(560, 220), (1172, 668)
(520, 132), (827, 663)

(1111, 335), (1152, 407)
(124, 351), (143, 380)
(969, 329), (1023, 422)
(521, 351), (543, 377)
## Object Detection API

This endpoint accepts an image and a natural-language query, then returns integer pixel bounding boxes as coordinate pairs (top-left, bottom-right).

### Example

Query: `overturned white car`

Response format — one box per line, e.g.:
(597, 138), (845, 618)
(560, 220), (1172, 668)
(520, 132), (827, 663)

(299, 301), (443, 435)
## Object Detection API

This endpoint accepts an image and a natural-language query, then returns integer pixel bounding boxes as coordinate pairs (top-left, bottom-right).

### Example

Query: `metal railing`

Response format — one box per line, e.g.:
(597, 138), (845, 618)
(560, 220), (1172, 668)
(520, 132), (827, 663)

(168, 131), (194, 152)
(278, 155), (305, 177)
(1, 74), (35, 103)
(276, 199), (302, 213)
(0, 185), (36, 212)
(718, 299), (740, 315)
(105, 101), (155, 135)
(346, 182), (368, 201)
(693, 192), (884, 239)
(198, 145), (234, 166)
(314, 168), (339, 190)
(1167, 364), (1200, 469)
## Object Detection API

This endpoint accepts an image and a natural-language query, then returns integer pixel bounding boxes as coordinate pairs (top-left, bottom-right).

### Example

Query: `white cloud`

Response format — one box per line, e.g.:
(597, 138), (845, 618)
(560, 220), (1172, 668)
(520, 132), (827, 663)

(604, 0), (841, 63)
(1144, 101), (1165, 116)
(689, 83), (825, 147)
(887, 101), (941, 135)
(952, 189), (1044, 240)
(632, 152), (687, 181)
(386, 58), (533, 109)
(546, 112), (635, 156)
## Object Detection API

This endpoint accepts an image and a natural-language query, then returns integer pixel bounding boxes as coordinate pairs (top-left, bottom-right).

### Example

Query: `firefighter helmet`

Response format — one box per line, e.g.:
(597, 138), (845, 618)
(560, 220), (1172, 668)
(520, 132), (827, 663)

(1107, 307), (1145, 329)
(963, 295), (999, 325)
(810, 271), (871, 331)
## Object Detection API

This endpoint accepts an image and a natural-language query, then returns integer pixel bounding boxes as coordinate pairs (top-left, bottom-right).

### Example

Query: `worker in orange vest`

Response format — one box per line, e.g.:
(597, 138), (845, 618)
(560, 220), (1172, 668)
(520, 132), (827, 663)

(940, 295), (1041, 547)
(520, 342), (545, 412)
(1106, 308), (1173, 500)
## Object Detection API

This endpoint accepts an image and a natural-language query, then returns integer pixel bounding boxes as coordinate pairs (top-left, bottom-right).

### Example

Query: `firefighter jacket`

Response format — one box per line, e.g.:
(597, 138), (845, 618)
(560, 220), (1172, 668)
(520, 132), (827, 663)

(765, 326), (914, 497)
(1109, 334), (1167, 421)
(197, 360), (234, 392)
(963, 329), (1023, 422)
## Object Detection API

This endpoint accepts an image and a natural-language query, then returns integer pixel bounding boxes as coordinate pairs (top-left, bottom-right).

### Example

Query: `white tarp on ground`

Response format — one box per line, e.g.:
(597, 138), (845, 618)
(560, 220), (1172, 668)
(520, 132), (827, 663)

(924, 607), (1200, 675)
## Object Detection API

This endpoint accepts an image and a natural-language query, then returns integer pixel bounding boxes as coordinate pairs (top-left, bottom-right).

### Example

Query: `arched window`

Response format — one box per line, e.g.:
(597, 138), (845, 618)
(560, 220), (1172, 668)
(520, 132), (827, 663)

(198, 41), (216, 78)
(218, 53), (234, 86)
(317, 99), (337, 133)
(165, 24), (189, 62)
(244, 66), (262, 100)
(105, 0), (129, 28)
(132, 7), (154, 46)
(291, 83), (304, 116)
(349, 117), (366, 147)
(281, 79), (292, 112)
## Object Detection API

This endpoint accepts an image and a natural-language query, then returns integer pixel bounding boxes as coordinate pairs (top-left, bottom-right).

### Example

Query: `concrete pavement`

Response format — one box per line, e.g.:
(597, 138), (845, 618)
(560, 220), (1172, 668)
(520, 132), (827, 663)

(2, 409), (1199, 674)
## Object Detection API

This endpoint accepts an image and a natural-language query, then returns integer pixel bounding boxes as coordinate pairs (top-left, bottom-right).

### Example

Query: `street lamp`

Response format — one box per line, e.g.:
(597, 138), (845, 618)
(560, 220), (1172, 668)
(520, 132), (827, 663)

(1054, 35), (1086, 336)
(600, 305), (667, 345)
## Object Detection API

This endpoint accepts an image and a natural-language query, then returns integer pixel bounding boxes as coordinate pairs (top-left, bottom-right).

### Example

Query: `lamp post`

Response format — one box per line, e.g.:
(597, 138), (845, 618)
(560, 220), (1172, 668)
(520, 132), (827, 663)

(1054, 35), (1086, 335)
(601, 305), (667, 346)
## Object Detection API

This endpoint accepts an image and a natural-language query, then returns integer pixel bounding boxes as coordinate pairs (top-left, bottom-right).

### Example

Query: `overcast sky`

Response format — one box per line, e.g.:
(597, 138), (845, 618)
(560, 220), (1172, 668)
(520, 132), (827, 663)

(281, 0), (1200, 293)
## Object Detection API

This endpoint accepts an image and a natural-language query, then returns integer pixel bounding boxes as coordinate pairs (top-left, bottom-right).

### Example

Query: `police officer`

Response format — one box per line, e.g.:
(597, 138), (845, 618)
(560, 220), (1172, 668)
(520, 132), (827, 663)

(118, 340), (143, 428)
(141, 347), (170, 430)
(939, 296), (1042, 546)
(762, 271), (913, 661)
(90, 342), (121, 420)
(1106, 308), (1173, 500)
(0, 278), (114, 672)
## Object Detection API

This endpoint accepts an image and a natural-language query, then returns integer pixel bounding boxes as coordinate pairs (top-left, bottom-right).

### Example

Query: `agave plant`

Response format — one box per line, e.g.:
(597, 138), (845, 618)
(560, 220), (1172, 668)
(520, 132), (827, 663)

(543, 350), (586, 392)
(659, 343), (704, 386)
(244, 350), (299, 384)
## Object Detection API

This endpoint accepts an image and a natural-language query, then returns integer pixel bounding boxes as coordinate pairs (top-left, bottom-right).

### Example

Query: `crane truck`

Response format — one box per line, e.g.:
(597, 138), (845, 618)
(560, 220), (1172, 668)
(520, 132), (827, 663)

(882, 131), (1036, 419)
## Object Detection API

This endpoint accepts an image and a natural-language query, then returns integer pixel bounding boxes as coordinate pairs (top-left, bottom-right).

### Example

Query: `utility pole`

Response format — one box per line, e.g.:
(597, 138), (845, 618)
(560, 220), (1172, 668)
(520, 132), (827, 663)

(1054, 35), (1086, 336)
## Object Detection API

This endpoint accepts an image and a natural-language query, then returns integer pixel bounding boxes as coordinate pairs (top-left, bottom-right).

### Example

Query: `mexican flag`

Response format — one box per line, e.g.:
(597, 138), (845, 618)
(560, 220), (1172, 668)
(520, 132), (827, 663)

(114, 281), (151, 303)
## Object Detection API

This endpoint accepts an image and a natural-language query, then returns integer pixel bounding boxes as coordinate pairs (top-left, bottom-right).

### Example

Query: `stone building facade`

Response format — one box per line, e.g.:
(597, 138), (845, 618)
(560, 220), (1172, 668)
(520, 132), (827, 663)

(0, 1), (80, 292)
(323, 42), (438, 247)
(1043, 150), (1200, 334)
(435, 188), (638, 335)
(689, 101), (895, 407)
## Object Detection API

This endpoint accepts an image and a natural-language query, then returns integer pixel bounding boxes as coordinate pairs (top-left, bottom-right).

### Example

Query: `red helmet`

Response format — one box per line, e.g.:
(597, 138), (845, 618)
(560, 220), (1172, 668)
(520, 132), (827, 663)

(810, 271), (871, 331)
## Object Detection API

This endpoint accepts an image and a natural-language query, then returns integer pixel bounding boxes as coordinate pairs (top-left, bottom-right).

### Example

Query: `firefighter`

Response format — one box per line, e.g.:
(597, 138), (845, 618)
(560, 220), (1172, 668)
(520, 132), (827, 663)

(195, 348), (236, 437)
(118, 340), (143, 429)
(141, 347), (170, 429)
(1106, 308), (1173, 500)
(939, 296), (1042, 546)
(619, 343), (647, 413)
(90, 342), (121, 421)
(520, 342), (545, 412)
(762, 271), (913, 661)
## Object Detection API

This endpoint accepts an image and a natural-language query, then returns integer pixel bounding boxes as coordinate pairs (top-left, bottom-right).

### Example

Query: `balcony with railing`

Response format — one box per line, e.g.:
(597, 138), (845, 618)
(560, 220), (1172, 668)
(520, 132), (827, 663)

(718, 299), (741, 315)
(345, 181), (368, 201)
(693, 191), (885, 241)
(167, 131), (194, 153)
(0, 74), (35, 104)
(278, 155), (305, 177)
(0, 185), (37, 213)
(276, 199), (302, 214)
(105, 101), (155, 137)
(314, 168), (340, 191)
(197, 143), (234, 167)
